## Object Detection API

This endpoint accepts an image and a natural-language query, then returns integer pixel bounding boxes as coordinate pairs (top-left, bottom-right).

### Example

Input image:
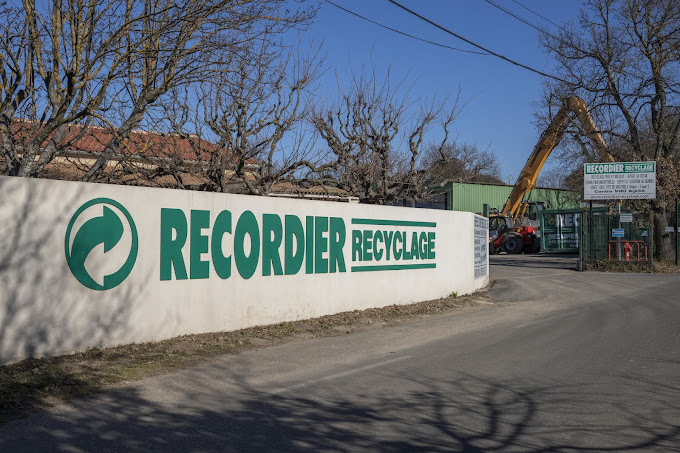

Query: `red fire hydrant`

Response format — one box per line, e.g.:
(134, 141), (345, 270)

(623, 241), (632, 260)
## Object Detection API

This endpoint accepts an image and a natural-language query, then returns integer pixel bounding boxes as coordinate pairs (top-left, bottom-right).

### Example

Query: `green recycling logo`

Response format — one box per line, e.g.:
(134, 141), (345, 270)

(65, 198), (138, 291)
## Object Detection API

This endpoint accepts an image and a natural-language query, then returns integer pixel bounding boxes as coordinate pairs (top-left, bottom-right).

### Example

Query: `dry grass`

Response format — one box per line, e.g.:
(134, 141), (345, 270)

(652, 259), (680, 274)
(585, 259), (680, 273)
(586, 260), (651, 272)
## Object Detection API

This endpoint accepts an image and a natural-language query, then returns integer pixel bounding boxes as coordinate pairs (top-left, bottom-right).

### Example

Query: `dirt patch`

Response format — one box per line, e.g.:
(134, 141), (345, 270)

(0, 290), (490, 424)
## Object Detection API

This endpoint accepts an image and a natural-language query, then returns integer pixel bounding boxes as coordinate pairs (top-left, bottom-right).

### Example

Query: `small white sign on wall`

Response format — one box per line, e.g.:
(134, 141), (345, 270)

(473, 215), (489, 280)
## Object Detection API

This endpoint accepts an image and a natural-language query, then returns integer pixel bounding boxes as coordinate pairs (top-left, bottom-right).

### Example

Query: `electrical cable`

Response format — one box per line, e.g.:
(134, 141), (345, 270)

(324, 0), (488, 56)
(483, 0), (550, 36)
(510, 0), (603, 54)
(510, 0), (573, 36)
(483, 0), (584, 50)
(329, 0), (643, 97)
(385, 0), (578, 87)
(484, 0), (642, 89)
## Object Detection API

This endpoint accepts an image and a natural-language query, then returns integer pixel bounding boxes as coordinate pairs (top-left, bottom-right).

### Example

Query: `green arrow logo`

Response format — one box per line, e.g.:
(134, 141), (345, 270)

(65, 198), (138, 291)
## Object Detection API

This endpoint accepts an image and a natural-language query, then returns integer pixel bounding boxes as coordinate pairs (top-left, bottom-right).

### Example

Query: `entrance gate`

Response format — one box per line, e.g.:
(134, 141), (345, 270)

(580, 207), (652, 270)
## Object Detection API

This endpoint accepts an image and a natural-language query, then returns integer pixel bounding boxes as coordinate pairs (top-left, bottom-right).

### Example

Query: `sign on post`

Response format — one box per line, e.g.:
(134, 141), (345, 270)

(611, 228), (625, 238)
(584, 162), (656, 200)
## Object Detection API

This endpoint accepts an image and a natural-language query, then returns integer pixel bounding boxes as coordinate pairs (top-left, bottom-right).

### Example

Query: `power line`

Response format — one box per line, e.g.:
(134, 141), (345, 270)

(510, 0), (572, 36)
(324, 0), (488, 56)
(385, 0), (575, 86)
(483, 0), (583, 50)
(483, 0), (549, 36)
(485, 0), (641, 87)
(509, 0), (591, 49)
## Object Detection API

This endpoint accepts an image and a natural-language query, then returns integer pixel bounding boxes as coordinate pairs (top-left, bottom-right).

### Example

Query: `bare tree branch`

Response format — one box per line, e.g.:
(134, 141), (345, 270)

(539, 0), (680, 258)
(0, 0), (317, 181)
(311, 66), (468, 204)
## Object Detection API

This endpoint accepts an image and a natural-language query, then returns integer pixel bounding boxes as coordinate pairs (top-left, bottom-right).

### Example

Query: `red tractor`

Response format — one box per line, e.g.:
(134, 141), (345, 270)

(488, 214), (540, 255)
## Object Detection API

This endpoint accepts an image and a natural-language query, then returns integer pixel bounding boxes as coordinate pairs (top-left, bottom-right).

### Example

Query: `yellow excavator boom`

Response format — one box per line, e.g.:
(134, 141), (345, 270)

(501, 96), (615, 221)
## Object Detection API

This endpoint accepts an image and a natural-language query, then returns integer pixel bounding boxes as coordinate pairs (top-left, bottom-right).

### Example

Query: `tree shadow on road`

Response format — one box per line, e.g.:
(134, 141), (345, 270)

(1, 368), (677, 452)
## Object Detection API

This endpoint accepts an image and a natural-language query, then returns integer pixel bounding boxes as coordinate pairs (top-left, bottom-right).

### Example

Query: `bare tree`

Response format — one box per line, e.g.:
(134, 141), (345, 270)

(196, 39), (322, 195)
(422, 142), (502, 184)
(535, 166), (568, 190)
(311, 68), (465, 204)
(540, 0), (680, 258)
(0, 0), (316, 181)
(131, 37), (325, 195)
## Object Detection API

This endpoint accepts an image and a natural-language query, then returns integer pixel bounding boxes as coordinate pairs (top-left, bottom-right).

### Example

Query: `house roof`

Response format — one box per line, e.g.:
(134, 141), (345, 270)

(10, 120), (258, 167)
(270, 181), (351, 197)
(6, 120), (355, 201)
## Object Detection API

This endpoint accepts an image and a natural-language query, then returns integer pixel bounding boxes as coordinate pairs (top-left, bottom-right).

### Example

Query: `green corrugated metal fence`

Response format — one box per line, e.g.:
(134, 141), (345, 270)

(447, 182), (579, 214)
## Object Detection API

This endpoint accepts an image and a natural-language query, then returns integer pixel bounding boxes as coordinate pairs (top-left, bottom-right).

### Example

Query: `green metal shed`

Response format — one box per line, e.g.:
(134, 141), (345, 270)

(442, 182), (580, 214)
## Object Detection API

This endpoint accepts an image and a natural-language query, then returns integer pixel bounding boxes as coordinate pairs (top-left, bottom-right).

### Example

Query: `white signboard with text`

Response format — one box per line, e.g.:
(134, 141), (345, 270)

(473, 215), (488, 279)
(584, 162), (656, 200)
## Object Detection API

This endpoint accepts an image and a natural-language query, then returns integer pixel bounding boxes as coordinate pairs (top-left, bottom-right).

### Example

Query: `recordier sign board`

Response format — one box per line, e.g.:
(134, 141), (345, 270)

(0, 176), (488, 364)
(584, 161), (656, 200)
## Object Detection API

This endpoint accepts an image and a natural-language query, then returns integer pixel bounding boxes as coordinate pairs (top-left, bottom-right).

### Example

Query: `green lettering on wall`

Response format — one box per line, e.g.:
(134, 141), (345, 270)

(211, 210), (232, 279)
(362, 230), (373, 261)
(393, 231), (403, 260)
(284, 215), (304, 275)
(373, 230), (384, 261)
(262, 214), (283, 276)
(329, 217), (346, 273)
(428, 232), (436, 259)
(234, 210), (260, 279)
(410, 231), (420, 260)
(160, 208), (188, 281)
(306, 216), (314, 274)
(352, 230), (362, 261)
(190, 210), (210, 279)
(315, 216), (329, 274)
(382, 231), (393, 260)
(419, 231), (428, 259)
(402, 231), (412, 260)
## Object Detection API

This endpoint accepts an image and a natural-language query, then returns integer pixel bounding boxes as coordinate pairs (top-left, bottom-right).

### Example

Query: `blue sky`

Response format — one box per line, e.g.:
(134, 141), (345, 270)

(304, 0), (583, 183)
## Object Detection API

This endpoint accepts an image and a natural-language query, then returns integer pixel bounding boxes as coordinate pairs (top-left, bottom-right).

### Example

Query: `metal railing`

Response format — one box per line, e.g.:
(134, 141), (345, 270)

(607, 240), (647, 262)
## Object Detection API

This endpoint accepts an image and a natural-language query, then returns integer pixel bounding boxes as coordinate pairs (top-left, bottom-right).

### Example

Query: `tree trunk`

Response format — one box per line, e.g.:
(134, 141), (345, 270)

(654, 208), (674, 261)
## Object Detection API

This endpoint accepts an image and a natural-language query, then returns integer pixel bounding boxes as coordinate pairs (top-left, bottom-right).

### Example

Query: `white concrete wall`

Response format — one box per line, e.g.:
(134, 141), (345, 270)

(0, 176), (488, 364)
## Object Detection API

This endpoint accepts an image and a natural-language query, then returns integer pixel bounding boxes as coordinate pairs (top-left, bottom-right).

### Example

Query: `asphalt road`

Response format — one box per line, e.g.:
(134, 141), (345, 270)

(2, 255), (679, 452)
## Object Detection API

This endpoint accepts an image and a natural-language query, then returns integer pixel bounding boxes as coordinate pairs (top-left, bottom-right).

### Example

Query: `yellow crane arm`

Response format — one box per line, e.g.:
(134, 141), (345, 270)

(501, 96), (615, 220)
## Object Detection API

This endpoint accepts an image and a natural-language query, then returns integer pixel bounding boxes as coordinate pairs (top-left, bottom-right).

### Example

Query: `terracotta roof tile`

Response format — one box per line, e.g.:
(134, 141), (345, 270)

(271, 181), (350, 196)
(10, 120), (258, 166)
